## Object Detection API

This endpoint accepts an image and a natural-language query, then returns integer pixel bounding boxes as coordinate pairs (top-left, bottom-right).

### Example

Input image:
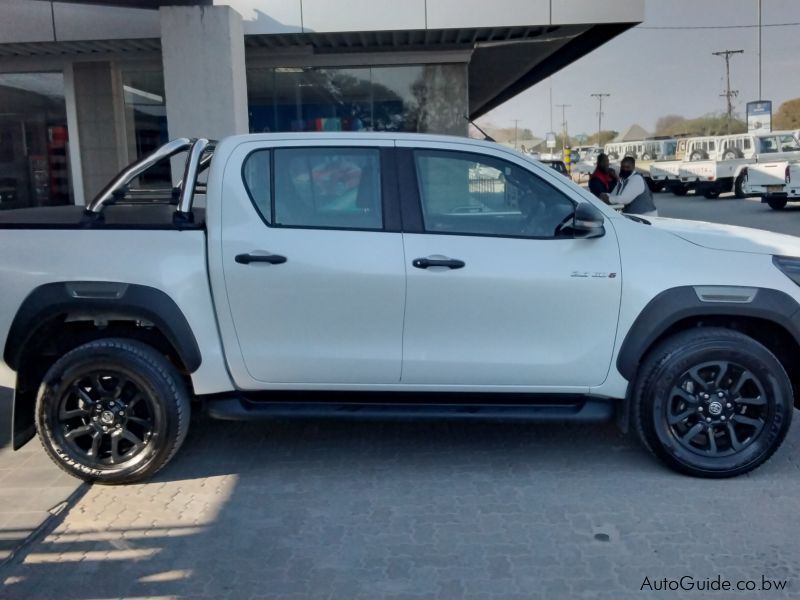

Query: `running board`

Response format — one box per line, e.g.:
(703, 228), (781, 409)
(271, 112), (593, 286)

(204, 397), (614, 423)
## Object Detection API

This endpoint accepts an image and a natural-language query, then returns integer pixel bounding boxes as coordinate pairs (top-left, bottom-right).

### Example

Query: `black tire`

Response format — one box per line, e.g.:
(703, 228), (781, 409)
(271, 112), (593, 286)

(35, 338), (191, 485)
(671, 185), (689, 196)
(633, 328), (793, 478)
(768, 197), (788, 210)
(689, 151), (706, 161)
(650, 181), (665, 193)
(703, 190), (721, 199)
(642, 153), (653, 161)
(734, 173), (747, 199)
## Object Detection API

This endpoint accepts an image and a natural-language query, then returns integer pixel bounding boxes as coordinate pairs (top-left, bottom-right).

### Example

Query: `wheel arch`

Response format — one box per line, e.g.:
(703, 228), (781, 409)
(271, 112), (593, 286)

(618, 286), (800, 404)
(5, 282), (201, 449)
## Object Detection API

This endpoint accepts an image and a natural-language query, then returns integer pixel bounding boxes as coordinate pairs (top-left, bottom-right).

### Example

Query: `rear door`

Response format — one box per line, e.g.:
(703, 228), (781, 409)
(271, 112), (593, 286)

(397, 141), (622, 388)
(215, 138), (406, 387)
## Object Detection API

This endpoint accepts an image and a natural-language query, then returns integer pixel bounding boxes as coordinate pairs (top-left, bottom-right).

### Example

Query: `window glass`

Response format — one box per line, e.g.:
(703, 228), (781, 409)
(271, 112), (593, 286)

(709, 141), (716, 150)
(0, 72), (72, 209)
(242, 149), (271, 221)
(744, 139), (751, 150)
(779, 135), (800, 152)
(246, 64), (467, 136)
(414, 150), (575, 238)
(122, 69), (169, 188)
(274, 147), (382, 229)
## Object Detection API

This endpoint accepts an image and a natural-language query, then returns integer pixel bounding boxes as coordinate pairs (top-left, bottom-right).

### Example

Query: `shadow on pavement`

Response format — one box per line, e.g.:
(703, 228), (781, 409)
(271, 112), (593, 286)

(1, 412), (799, 599)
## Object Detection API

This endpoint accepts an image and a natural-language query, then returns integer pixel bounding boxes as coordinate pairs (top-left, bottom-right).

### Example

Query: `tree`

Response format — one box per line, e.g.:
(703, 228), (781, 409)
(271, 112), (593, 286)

(586, 130), (618, 146)
(773, 98), (800, 130)
(654, 113), (746, 137)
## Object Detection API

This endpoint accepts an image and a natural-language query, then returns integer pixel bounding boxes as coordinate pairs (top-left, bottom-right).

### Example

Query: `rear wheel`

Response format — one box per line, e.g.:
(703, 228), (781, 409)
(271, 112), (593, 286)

(35, 338), (191, 484)
(768, 197), (788, 210)
(633, 328), (792, 478)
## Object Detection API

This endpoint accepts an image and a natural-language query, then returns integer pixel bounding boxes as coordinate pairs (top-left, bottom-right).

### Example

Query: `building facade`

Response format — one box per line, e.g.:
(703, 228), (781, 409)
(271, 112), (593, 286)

(0, 0), (643, 207)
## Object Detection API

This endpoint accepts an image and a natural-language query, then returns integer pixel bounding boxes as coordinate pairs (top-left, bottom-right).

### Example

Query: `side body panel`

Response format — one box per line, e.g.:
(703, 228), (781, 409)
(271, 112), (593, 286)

(592, 216), (800, 399)
(0, 229), (232, 394)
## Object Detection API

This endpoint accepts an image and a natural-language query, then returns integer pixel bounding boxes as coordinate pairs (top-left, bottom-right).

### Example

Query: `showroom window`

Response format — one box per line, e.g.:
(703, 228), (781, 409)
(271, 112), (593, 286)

(0, 72), (72, 209)
(247, 64), (466, 136)
(122, 69), (170, 188)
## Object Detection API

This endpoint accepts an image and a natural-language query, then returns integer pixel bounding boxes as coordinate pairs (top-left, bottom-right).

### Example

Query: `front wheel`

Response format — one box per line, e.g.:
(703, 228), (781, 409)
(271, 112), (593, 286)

(633, 328), (792, 478)
(36, 338), (191, 484)
(734, 173), (747, 199)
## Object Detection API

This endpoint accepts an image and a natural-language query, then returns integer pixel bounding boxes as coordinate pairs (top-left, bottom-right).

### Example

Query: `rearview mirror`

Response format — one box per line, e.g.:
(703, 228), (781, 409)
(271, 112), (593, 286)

(573, 202), (605, 238)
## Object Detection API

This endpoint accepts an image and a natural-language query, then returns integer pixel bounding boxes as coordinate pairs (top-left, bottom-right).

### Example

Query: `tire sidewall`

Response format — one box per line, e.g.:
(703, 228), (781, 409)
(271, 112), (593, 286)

(640, 339), (792, 476)
(36, 341), (187, 484)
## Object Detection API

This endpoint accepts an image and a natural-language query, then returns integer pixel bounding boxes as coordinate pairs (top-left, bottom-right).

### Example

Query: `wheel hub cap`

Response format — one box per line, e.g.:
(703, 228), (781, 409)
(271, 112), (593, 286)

(707, 401), (723, 416)
(100, 410), (115, 425)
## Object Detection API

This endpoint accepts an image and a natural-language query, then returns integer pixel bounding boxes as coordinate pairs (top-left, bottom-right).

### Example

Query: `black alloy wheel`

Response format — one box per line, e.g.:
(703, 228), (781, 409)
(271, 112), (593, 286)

(36, 339), (190, 484)
(634, 327), (792, 477)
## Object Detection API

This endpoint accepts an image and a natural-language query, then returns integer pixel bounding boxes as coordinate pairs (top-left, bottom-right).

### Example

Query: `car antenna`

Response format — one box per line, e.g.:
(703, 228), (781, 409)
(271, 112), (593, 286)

(465, 116), (496, 142)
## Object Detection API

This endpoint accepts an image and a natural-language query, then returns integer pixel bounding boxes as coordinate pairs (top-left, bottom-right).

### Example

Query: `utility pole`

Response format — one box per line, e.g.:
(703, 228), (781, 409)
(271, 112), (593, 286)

(555, 104), (570, 155)
(758, 0), (762, 100)
(713, 49), (744, 133)
(590, 93), (610, 146)
(513, 119), (520, 150)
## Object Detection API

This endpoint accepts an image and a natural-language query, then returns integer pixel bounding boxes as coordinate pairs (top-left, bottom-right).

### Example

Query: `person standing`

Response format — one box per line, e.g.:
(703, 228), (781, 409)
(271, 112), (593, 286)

(612, 156), (658, 216)
(588, 153), (617, 203)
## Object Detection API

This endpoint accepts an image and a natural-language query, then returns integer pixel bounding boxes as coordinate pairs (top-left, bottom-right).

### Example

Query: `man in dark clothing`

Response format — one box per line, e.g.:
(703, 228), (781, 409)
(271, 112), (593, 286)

(588, 153), (617, 203)
(611, 156), (658, 216)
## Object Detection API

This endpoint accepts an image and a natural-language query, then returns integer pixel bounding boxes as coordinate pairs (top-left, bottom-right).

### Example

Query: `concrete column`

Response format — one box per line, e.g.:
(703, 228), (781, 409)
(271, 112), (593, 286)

(72, 61), (127, 201)
(159, 5), (249, 144)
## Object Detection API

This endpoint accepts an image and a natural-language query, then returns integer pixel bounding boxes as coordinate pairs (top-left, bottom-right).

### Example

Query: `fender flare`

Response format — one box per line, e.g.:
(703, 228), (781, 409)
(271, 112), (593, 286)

(4, 281), (202, 372)
(616, 285), (800, 381)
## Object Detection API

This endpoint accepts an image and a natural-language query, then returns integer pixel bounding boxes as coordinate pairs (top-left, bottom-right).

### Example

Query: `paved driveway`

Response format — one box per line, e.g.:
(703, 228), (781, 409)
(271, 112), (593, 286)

(1, 193), (800, 599)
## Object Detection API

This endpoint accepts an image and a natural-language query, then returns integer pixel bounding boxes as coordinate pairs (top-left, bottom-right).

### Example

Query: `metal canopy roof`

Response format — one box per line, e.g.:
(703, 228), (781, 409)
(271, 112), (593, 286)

(0, 22), (635, 119)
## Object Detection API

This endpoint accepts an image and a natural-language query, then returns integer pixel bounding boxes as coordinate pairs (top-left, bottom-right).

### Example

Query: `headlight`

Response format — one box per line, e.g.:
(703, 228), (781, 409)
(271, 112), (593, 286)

(773, 255), (800, 286)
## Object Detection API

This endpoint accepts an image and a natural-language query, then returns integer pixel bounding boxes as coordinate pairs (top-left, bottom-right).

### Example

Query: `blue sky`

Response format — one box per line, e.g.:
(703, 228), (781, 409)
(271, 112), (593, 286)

(479, 0), (800, 137)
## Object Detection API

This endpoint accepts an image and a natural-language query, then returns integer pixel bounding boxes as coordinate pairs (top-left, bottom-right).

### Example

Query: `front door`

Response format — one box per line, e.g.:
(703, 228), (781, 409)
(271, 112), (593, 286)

(398, 143), (622, 388)
(218, 140), (406, 386)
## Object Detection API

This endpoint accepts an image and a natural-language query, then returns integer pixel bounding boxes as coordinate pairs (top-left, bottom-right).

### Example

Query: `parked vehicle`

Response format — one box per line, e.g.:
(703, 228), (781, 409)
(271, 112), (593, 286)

(538, 159), (569, 177)
(679, 132), (800, 199)
(649, 161), (688, 195)
(604, 139), (676, 162)
(742, 161), (800, 209)
(1, 133), (799, 483)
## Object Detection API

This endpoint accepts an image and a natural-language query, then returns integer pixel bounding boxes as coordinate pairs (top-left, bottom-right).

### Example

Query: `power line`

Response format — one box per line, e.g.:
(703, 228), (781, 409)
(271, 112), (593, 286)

(638, 22), (800, 30)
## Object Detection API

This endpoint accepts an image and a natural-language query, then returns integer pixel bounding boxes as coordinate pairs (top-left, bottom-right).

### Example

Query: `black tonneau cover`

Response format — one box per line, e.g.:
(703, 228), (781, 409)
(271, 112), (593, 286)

(0, 204), (205, 230)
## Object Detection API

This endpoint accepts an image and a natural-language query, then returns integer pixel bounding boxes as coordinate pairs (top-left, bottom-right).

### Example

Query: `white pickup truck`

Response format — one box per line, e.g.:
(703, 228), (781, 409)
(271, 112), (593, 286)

(743, 161), (800, 210)
(678, 132), (800, 199)
(1, 133), (799, 483)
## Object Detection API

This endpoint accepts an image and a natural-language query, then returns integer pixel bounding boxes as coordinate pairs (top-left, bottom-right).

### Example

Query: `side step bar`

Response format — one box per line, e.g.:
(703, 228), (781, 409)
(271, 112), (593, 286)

(204, 397), (614, 423)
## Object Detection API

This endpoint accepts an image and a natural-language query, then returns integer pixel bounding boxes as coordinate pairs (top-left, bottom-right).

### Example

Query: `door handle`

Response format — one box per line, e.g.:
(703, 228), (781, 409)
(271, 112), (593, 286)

(235, 253), (287, 265)
(412, 257), (465, 270)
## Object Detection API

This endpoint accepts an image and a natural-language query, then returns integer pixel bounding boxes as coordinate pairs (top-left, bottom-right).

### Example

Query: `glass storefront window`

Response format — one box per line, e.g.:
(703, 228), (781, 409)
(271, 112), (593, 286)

(122, 69), (170, 188)
(0, 72), (72, 209)
(247, 63), (466, 136)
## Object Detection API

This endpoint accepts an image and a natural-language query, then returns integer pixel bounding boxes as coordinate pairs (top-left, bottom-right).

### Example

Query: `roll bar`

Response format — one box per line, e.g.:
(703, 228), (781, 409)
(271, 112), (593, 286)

(84, 137), (212, 218)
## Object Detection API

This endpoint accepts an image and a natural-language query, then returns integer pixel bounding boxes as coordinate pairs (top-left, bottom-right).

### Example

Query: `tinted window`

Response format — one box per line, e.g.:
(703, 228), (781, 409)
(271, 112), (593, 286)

(414, 150), (575, 238)
(274, 147), (382, 230)
(242, 149), (271, 221)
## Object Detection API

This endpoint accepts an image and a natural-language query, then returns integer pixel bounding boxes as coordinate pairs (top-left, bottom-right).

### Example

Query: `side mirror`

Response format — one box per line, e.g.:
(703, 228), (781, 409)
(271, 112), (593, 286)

(573, 202), (605, 238)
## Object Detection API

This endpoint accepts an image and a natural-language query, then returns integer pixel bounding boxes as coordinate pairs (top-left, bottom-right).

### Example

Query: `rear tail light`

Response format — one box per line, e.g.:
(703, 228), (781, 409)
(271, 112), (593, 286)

(786, 165), (792, 184)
